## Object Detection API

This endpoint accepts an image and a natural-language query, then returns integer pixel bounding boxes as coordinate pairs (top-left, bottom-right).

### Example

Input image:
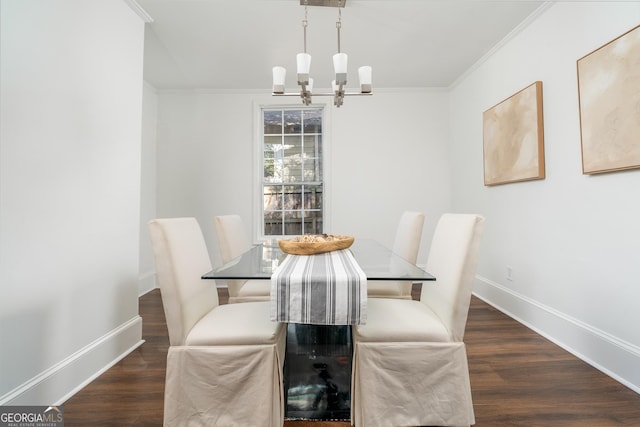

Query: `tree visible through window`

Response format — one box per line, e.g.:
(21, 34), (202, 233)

(262, 107), (323, 236)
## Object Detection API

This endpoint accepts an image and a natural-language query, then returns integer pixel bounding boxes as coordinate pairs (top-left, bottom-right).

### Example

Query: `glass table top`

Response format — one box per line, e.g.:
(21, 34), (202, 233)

(201, 238), (434, 422)
(202, 238), (435, 281)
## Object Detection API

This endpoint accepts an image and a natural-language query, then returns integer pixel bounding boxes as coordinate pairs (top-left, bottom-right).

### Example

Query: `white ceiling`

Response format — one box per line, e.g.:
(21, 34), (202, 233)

(137, 0), (545, 91)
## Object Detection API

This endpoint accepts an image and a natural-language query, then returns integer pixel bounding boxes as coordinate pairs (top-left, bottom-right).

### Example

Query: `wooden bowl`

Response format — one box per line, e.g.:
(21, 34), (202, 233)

(278, 235), (355, 255)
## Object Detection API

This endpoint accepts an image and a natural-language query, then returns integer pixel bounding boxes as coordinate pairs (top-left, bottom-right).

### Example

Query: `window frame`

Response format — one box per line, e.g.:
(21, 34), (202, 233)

(253, 101), (331, 242)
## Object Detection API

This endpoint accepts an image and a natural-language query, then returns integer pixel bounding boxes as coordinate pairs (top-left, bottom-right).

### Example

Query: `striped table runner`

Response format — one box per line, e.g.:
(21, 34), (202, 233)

(270, 249), (367, 325)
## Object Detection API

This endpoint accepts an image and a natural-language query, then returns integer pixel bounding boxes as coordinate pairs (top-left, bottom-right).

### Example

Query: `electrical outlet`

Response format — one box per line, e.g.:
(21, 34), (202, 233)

(506, 265), (514, 281)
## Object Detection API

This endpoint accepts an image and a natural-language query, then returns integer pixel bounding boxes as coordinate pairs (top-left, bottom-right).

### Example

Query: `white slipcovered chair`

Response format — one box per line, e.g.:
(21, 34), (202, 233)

(214, 214), (271, 303)
(352, 213), (485, 427)
(367, 210), (425, 299)
(148, 217), (286, 427)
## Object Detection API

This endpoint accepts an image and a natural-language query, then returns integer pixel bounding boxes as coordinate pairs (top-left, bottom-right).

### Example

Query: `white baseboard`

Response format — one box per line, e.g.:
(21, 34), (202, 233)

(0, 316), (144, 405)
(474, 276), (640, 394)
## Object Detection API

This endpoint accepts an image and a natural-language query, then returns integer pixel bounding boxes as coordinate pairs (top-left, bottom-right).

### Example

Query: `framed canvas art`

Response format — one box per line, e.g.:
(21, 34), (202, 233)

(482, 81), (545, 186)
(577, 24), (640, 175)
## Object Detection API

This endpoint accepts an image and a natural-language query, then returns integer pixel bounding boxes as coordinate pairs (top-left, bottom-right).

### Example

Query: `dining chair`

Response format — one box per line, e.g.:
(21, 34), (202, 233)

(148, 217), (286, 427)
(214, 214), (271, 303)
(367, 210), (425, 299)
(351, 213), (485, 427)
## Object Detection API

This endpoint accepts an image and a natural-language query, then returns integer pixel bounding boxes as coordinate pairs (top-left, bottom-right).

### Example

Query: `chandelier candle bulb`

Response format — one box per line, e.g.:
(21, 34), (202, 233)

(272, 66), (286, 94)
(296, 53), (311, 77)
(333, 52), (348, 84)
(358, 66), (372, 93)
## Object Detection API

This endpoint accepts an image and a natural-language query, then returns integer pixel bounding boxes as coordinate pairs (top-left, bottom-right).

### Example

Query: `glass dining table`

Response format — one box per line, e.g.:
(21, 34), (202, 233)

(202, 238), (435, 421)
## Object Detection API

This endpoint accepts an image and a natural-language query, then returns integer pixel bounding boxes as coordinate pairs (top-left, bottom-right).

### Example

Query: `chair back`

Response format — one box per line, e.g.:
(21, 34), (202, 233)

(421, 213), (485, 341)
(214, 214), (251, 263)
(148, 217), (218, 346)
(392, 211), (425, 263)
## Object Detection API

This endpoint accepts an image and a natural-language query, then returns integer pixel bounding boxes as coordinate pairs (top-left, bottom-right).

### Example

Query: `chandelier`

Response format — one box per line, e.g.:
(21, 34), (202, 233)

(271, 0), (372, 108)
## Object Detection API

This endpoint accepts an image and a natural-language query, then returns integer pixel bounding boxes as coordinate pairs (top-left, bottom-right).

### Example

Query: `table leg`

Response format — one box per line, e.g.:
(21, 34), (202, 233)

(283, 323), (352, 421)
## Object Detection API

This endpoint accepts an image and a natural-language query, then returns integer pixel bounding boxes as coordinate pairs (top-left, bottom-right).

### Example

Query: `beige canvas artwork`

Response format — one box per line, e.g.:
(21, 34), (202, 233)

(483, 81), (545, 186)
(577, 25), (640, 174)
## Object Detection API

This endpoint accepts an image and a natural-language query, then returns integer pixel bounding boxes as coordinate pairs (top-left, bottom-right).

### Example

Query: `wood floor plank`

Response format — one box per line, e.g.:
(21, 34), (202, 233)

(63, 286), (640, 426)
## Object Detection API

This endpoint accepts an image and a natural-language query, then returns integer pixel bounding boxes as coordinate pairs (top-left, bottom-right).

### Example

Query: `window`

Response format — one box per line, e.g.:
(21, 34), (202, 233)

(261, 107), (324, 237)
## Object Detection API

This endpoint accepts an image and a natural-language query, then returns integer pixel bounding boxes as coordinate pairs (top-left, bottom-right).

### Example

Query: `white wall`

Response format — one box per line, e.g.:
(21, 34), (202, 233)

(139, 82), (158, 295)
(155, 90), (452, 268)
(0, 0), (145, 404)
(329, 90), (452, 258)
(449, 2), (640, 392)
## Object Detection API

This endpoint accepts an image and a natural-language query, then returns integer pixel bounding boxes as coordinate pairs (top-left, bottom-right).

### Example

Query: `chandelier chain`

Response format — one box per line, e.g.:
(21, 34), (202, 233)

(336, 7), (342, 53)
(302, 1), (308, 53)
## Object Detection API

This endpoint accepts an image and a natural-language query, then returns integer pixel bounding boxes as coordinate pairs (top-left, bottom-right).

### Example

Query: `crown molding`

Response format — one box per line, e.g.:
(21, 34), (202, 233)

(123, 0), (154, 23)
(450, 1), (554, 89)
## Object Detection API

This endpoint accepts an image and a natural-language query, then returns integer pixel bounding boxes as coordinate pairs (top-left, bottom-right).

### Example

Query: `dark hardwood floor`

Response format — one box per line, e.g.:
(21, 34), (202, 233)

(63, 286), (640, 426)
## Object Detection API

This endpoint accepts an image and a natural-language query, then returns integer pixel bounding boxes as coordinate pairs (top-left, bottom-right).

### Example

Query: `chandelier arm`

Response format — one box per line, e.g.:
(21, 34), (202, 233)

(273, 92), (372, 97)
